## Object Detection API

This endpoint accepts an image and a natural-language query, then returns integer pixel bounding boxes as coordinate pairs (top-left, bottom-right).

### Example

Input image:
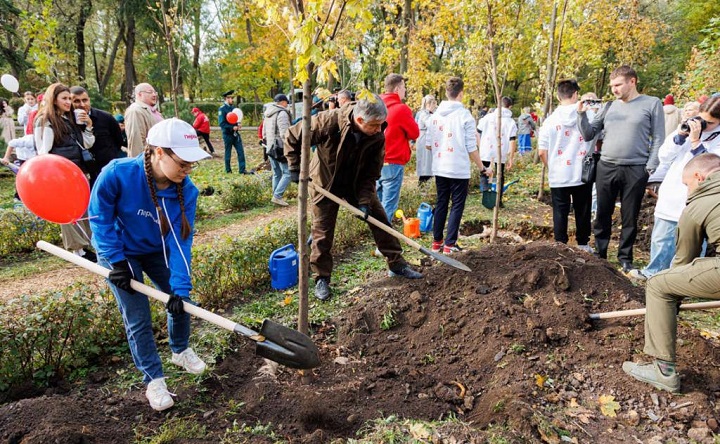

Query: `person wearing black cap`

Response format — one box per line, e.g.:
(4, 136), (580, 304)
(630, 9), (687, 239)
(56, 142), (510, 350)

(218, 90), (248, 174)
(262, 94), (292, 206)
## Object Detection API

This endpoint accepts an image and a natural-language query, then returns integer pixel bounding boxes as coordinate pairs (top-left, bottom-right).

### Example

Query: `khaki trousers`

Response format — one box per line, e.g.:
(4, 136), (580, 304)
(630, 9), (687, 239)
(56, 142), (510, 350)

(311, 193), (405, 279)
(645, 257), (720, 361)
(60, 218), (92, 251)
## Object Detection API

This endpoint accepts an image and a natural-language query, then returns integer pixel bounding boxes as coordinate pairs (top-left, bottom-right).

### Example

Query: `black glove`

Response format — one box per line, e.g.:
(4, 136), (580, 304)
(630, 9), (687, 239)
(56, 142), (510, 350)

(166, 294), (185, 315)
(357, 204), (370, 221)
(290, 170), (300, 183)
(108, 260), (135, 294)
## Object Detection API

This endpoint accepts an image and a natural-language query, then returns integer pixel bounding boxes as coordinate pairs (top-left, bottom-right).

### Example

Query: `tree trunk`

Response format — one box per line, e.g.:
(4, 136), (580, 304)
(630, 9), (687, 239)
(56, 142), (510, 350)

(538, 1), (557, 201)
(399, 0), (411, 74)
(123, 16), (137, 104)
(75, 0), (92, 85)
(98, 28), (123, 96)
(297, 64), (314, 337)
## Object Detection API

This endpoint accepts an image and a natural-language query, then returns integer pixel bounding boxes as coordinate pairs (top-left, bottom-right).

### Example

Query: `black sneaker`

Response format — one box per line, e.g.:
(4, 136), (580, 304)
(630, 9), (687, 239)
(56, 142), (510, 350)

(83, 249), (97, 263)
(388, 264), (423, 279)
(315, 278), (331, 301)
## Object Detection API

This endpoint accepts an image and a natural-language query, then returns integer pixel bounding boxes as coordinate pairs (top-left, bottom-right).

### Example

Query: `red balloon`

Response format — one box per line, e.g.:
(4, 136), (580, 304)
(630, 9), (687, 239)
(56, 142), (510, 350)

(226, 112), (238, 124)
(16, 154), (90, 224)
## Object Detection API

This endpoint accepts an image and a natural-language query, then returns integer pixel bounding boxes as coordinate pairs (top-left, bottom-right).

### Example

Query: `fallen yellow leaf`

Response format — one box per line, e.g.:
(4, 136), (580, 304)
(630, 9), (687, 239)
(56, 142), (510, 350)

(535, 373), (547, 388)
(599, 395), (620, 417)
(408, 422), (431, 440)
(569, 398), (579, 408)
(282, 296), (293, 306)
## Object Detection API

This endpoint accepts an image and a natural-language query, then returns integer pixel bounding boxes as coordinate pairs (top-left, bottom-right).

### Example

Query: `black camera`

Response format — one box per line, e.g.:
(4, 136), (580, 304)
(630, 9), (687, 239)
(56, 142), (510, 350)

(582, 99), (602, 106)
(680, 116), (707, 133)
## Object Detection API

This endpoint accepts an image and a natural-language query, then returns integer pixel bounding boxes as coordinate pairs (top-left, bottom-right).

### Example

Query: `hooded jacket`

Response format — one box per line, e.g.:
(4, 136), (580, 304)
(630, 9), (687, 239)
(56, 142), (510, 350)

(192, 111), (211, 134)
(674, 170), (720, 266)
(380, 92), (419, 165)
(477, 107), (518, 163)
(89, 156), (199, 296)
(654, 128), (720, 222)
(262, 104), (291, 155)
(285, 103), (386, 205)
(425, 100), (477, 179)
(538, 103), (591, 187)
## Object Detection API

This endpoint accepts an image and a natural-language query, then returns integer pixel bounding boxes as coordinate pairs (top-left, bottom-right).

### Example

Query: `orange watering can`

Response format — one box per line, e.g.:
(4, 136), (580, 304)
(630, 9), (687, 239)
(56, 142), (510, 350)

(395, 209), (421, 239)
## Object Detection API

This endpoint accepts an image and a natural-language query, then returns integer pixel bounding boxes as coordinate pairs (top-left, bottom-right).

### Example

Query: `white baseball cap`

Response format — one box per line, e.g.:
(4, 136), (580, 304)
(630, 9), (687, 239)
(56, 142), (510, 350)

(146, 118), (211, 162)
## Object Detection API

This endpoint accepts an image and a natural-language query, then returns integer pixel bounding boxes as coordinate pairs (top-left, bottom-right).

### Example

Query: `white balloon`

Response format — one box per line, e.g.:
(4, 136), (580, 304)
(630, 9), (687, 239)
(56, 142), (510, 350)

(231, 107), (243, 124)
(1, 74), (19, 93)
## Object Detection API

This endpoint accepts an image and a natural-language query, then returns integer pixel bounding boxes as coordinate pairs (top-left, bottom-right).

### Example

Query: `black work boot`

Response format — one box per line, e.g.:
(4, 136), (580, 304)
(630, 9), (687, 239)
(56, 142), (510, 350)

(315, 277), (331, 301)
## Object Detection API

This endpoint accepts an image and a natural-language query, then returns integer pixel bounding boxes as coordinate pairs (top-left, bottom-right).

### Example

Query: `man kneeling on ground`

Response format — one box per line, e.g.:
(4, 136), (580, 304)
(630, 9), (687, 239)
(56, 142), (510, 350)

(623, 153), (720, 392)
(285, 93), (423, 302)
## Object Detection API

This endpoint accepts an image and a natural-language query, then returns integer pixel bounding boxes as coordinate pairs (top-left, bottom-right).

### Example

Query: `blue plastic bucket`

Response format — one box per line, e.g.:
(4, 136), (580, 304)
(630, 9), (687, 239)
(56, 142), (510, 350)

(417, 203), (433, 232)
(269, 244), (299, 290)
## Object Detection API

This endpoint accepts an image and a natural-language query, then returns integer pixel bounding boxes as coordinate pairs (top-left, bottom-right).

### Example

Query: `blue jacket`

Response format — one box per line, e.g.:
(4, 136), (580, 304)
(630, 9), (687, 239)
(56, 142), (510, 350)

(89, 156), (199, 296)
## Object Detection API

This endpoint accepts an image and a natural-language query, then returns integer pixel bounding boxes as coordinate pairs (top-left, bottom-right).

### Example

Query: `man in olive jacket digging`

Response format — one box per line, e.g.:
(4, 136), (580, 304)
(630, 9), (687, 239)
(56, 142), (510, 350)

(285, 94), (422, 301)
(623, 153), (720, 392)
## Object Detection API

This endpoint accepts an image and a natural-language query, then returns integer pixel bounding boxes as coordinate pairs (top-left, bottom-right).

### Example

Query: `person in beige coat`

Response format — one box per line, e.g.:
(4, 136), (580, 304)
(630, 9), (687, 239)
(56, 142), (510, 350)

(125, 83), (163, 157)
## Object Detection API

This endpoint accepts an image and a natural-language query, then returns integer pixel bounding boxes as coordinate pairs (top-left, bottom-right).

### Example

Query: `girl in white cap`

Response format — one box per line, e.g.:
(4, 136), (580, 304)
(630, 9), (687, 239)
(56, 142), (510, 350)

(88, 118), (210, 411)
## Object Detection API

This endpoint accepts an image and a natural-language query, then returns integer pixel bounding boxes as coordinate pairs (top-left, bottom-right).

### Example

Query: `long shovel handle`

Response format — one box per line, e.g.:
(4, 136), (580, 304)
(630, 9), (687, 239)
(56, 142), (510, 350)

(37, 241), (255, 335)
(589, 300), (720, 320)
(37, 241), (320, 369)
(309, 183), (471, 272)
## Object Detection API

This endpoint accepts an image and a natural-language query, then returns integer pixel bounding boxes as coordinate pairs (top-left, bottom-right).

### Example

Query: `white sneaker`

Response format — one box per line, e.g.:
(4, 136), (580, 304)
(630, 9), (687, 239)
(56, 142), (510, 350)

(171, 348), (207, 375)
(271, 196), (289, 207)
(627, 268), (647, 281)
(577, 244), (594, 254)
(372, 247), (383, 257)
(146, 378), (174, 411)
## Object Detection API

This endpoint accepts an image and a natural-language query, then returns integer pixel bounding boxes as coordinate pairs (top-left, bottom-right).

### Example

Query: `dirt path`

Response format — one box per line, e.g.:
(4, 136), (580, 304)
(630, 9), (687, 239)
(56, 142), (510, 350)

(0, 205), (296, 301)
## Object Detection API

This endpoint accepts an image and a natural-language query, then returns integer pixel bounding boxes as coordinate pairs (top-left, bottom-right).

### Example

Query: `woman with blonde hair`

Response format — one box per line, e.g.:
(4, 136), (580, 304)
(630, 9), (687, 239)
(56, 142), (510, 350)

(415, 94), (437, 184)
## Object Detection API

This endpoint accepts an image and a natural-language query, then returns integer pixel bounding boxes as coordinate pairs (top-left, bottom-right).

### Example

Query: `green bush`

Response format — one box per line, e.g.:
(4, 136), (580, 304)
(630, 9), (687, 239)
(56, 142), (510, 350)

(0, 284), (125, 391)
(192, 218), (300, 308)
(219, 174), (273, 212)
(0, 208), (61, 255)
(238, 103), (264, 126)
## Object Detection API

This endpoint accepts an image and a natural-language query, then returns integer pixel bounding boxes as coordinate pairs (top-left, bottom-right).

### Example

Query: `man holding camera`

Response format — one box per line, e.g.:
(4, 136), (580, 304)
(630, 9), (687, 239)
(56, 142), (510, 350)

(578, 65), (664, 274)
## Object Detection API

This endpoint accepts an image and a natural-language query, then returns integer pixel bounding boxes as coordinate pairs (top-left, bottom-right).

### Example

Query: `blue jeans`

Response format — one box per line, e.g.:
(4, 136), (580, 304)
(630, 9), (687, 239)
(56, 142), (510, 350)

(99, 253), (191, 384)
(518, 133), (532, 153)
(269, 157), (291, 199)
(223, 132), (246, 173)
(642, 217), (677, 278)
(433, 176), (469, 246)
(376, 164), (405, 222)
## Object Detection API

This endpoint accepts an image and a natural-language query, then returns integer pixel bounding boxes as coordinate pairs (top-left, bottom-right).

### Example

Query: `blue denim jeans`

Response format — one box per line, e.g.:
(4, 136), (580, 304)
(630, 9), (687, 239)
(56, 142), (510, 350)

(99, 253), (191, 384)
(269, 157), (291, 199)
(376, 164), (405, 222)
(223, 133), (246, 173)
(642, 217), (677, 278)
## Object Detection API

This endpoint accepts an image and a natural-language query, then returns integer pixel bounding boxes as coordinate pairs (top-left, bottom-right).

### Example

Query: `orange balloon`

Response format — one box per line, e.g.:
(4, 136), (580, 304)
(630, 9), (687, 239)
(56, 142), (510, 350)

(16, 154), (90, 224)
(226, 112), (238, 124)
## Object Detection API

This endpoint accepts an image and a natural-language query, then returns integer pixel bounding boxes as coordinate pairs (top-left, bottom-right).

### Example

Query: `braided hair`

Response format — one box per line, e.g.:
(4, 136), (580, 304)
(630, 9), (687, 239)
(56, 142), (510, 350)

(143, 147), (192, 240)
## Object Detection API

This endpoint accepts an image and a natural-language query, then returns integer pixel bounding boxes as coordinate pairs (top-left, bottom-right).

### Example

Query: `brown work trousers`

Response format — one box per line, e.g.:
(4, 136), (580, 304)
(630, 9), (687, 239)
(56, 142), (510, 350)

(60, 218), (92, 251)
(311, 193), (405, 279)
(644, 256), (720, 362)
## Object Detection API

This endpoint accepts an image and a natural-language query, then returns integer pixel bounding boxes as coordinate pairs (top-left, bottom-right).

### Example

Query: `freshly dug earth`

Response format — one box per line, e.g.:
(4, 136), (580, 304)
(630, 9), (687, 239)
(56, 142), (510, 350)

(2, 242), (720, 443)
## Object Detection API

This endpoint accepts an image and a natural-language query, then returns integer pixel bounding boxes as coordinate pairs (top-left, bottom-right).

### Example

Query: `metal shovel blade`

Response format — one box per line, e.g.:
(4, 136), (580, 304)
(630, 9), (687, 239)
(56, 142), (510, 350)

(419, 246), (471, 272)
(250, 319), (321, 369)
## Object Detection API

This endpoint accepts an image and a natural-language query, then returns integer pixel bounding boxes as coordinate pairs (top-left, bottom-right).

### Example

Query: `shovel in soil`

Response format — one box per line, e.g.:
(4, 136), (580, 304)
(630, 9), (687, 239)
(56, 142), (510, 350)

(482, 179), (520, 210)
(37, 241), (321, 370)
(309, 183), (471, 272)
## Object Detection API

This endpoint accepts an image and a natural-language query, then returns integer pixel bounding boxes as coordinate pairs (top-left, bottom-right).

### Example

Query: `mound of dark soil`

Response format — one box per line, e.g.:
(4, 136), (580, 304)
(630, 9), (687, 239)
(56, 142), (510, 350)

(2, 242), (719, 443)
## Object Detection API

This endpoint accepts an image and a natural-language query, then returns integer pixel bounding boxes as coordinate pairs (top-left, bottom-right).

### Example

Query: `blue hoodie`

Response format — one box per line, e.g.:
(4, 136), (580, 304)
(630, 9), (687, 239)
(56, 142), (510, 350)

(89, 156), (199, 296)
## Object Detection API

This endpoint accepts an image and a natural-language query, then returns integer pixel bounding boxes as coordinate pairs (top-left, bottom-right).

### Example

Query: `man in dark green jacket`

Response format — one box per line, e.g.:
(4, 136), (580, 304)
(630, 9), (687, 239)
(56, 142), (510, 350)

(623, 153), (720, 392)
(218, 90), (248, 174)
(285, 94), (422, 301)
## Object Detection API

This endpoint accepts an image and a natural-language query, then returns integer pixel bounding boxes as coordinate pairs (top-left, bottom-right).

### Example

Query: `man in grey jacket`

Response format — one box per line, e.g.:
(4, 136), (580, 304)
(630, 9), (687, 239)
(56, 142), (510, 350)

(577, 65), (664, 273)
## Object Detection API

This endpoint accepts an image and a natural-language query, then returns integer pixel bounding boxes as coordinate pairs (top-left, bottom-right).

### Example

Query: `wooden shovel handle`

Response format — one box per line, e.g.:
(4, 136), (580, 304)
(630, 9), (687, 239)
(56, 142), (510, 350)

(589, 300), (720, 320)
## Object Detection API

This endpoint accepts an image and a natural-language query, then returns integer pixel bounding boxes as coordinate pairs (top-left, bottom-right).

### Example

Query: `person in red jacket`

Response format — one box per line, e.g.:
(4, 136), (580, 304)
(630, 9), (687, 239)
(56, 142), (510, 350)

(191, 107), (215, 155)
(376, 73), (420, 226)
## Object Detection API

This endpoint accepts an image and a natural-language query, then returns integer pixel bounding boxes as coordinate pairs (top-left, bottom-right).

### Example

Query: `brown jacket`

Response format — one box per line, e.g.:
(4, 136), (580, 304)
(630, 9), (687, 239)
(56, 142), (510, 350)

(124, 102), (159, 157)
(674, 170), (720, 266)
(285, 104), (386, 205)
